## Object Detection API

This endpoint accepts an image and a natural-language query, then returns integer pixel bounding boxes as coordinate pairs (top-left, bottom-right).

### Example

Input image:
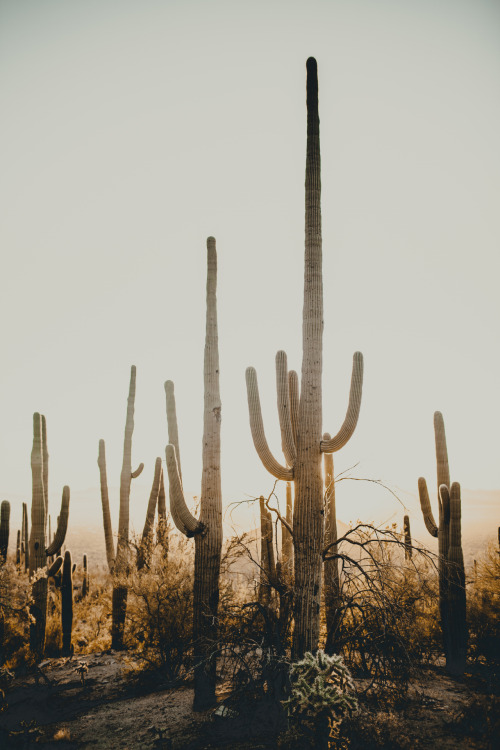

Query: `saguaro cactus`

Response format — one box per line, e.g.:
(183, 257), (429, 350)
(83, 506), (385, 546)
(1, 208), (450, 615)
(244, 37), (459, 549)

(418, 411), (467, 675)
(0, 501), (10, 562)
(22, 502), (29, 572)
(137, 457), (162, 571)
(82, 554), (89, 598)
(97, 366), (144, 650)
(165, 237), (222, 710)
(245, 58), (363, 657)
(28, 414), (70, 657)
(403, 515), (412, 561)
(61, 550), (73, 656)
(259, 496), (277, 608)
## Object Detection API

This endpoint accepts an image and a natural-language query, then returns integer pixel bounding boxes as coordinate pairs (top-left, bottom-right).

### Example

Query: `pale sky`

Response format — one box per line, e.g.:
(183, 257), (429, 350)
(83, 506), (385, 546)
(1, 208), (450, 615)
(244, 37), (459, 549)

(1, 0), (499, 541)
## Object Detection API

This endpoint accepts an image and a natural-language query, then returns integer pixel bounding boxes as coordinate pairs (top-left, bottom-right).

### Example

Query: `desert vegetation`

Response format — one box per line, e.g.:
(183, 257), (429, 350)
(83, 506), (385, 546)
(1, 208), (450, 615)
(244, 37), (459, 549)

(0, 58), (498, 749)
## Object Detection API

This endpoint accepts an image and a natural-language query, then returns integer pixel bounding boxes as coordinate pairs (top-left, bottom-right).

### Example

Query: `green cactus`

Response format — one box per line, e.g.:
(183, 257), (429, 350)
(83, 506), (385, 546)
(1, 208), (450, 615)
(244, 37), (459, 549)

(97, 366), (144, 650)
(61, 550), (73, 656)
(403, 515), (412, 561)
(164, 237), (222, 710)
(28, 414), (70, 658)
(82, 554), (89, 598)
(137, 457), (162, 571)
(0, 501), (10, 562)
(245, 59), (363, 657)
(418, 411), (467, 675)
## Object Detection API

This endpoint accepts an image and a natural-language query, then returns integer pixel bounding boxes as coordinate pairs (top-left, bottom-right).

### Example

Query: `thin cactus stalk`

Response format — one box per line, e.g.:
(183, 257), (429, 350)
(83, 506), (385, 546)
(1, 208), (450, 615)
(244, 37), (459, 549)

(46, 487), (70, 557)
(403, 515), (412, 561)
(98, 365), (144, 651)
(245, 59), (363, 657)
(418, 411), (467, 675)
(156, 469), (169, 555)
(281, 482), (294, 576)
(82, 553), (89, 598)
(0, 501), (10, 562)
(164, 237), (222, 711)
(323, 434), (342, 654)
(259, 496), (277, 607)
(61, 550), (73, 656)
(30, 413), (46, 575)
(137, 457), (162, 571)
(16, 529), (21, 566)
(29, 555), (63, 659)
(22, 502), (29, 572)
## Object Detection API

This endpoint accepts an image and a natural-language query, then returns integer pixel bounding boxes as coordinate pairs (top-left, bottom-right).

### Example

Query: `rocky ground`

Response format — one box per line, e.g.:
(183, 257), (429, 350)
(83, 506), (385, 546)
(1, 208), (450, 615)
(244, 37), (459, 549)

(0, 652), (497, 749)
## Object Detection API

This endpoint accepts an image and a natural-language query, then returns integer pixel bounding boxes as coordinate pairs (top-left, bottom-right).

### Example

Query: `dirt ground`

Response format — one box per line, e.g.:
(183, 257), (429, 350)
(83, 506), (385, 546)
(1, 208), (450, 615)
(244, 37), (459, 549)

(0, 651), (497, 749)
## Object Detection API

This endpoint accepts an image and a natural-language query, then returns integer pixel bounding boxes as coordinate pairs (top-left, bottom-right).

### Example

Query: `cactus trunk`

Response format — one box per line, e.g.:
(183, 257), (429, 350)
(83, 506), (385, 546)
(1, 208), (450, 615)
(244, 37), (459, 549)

(323, 438), (342, 653)
(61, 550), (73, 656)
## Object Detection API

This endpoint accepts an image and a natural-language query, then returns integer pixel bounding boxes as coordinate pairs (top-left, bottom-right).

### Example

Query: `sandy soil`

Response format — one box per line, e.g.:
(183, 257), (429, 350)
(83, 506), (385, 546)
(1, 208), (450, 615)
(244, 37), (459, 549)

(0, 651), (496, 749)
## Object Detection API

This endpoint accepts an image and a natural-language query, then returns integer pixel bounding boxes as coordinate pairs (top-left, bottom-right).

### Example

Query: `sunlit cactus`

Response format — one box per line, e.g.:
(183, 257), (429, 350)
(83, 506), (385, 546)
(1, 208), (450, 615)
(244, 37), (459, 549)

(28, 414), (71, 659)
(137, 457), (162, 571)
(259, 496), (276, 607)
(164, 237), (222, 710)
(0, 501), (10, 562)
(418, 411), (467, 675)
(61, 550), (74, 656)
(97, 365), (144, 650)
(22, 501), (29, 572)
(245, 59), (363, 657)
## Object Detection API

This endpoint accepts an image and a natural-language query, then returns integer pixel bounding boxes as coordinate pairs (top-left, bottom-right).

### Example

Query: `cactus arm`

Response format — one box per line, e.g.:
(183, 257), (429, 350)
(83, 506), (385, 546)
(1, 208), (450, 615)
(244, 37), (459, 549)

(434, 411), (450, 493)
(288, 370), (299, 447)
(320, 352), (364, 453)
(30, 412), (46, 575)
(97, 439), (116, 572)
(48, 555), (63, 577)
(137, 457), (162, 570)
(131, 463), (144, 479)
(164, 380), (183, 482)
(276, 351), (297, 467)
(165, 445), (204, 537)
(45, 486), (70, 556)
(418, 477), (438, 537)
(0, 500), (10, 561)
(245, 367), (294, 481)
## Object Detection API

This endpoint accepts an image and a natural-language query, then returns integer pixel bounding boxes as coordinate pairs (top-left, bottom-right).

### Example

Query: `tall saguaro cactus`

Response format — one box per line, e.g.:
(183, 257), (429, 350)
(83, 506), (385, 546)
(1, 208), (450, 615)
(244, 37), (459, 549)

(164, 237), (222, 711)
(418, 411), (467, 675)
(28, 413), (70, 657)
(98, 366), (144, 650)
(245, 58), (363, 657)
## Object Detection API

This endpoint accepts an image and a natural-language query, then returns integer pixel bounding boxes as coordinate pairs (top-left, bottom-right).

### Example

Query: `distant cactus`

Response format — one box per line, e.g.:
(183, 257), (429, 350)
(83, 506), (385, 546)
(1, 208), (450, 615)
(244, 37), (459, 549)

(28, 414), (70, 658)
(137, 457), (162, 571)
(97, 366), (144, 650)
(82, 554), (89, 598)
(0, 501), (10, 562)
(164, 237), (222, 710)
(61, 551), (73, 656)
(29, 555), (63, 659)
(281, 482), (294, 576)
(156, 469), (169, 554)
(22, 502), (29, 572)
(259, 496), (276, 607)
(418, 411), (467, 675)
(245, 59), (363, 657)
(16, 530), (21, 566)
(403, 515), (412, 560)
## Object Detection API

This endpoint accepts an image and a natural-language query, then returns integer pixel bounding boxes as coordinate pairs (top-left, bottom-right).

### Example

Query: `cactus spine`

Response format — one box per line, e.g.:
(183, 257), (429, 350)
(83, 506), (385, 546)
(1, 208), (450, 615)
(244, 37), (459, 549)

(418, 411), (467, 675)
(61, 550), (73, 656)
(28, 414), (70, 658)
(0, 501), (10, 562)
(165, 237), (222, 710)
(98, 366), (144, 650)
(245, 59), (363, 657)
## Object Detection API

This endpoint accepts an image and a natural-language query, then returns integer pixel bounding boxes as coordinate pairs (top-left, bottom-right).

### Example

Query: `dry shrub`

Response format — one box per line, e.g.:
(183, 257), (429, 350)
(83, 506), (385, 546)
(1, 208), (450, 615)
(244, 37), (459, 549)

(343, 707), (416, 750)
(0, 563), (33, 670)
(467, 542), (500, 677)
(72, 565), (113, 653)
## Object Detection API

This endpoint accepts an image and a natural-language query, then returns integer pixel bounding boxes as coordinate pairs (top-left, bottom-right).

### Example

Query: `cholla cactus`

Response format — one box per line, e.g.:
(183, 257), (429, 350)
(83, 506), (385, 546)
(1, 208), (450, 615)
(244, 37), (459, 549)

(283, 650), (357, 749)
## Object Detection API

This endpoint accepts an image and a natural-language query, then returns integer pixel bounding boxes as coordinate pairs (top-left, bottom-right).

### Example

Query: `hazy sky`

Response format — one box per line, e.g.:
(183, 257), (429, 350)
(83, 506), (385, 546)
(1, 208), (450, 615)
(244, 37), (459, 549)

(1, 0), (499, 538)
